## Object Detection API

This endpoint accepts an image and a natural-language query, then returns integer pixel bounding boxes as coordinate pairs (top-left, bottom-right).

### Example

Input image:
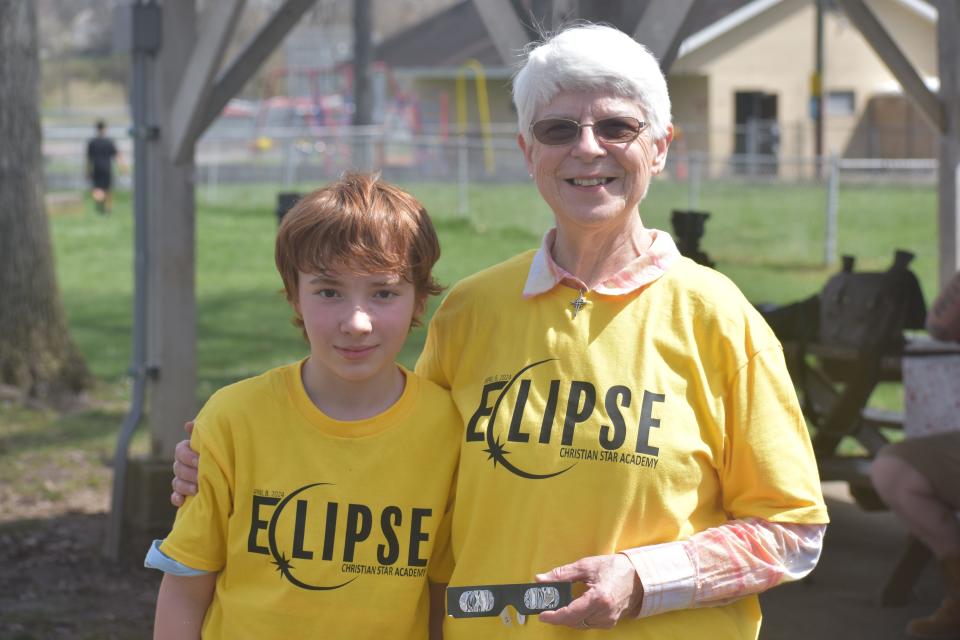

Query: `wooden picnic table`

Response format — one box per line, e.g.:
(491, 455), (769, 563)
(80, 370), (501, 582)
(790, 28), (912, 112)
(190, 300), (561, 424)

(782, 336), (960, 606)
(782, 339), (903, 496)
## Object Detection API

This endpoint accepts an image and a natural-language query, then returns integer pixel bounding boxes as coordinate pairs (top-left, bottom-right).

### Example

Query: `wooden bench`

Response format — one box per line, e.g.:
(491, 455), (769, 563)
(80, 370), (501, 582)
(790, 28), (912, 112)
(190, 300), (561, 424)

(782, 340), (901, 482)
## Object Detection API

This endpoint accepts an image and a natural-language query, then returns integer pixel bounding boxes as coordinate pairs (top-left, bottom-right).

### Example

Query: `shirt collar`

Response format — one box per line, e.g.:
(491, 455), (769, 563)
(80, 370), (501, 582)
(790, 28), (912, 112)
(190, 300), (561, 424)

(522, 227), (680, 298)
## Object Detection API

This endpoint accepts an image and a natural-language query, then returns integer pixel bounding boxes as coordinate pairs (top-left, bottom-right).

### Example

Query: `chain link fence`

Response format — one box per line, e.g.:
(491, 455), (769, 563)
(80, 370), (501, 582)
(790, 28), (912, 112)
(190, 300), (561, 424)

(43, 121), (938, 268)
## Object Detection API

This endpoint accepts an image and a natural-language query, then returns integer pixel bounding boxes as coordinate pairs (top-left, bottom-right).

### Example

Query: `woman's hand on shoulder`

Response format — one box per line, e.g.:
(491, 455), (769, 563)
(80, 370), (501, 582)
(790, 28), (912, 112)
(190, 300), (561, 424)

(170, 420), (200, 507)
(536, 553), (643, 630)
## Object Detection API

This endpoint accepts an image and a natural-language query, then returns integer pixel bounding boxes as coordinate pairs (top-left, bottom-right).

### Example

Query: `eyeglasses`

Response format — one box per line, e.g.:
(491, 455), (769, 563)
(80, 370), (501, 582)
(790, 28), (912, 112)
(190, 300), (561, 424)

(530, 116), (646, 145)
(446, 581), (572, 618)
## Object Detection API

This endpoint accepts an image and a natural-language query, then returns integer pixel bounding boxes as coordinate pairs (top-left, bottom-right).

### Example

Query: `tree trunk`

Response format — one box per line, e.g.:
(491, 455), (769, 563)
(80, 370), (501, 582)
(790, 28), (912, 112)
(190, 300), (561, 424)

(0, 1), (91, 400)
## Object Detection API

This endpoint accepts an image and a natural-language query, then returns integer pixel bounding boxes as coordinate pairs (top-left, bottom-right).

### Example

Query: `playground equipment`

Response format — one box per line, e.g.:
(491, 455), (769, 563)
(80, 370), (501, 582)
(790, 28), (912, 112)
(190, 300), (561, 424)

(251, 63), (424, 170)
(455, 58), (495, 175)
(253, 64), (419, 133)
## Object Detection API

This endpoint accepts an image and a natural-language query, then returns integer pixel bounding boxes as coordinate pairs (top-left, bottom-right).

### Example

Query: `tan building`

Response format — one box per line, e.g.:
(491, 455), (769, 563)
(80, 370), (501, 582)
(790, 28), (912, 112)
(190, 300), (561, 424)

(670, 0), (938, 168)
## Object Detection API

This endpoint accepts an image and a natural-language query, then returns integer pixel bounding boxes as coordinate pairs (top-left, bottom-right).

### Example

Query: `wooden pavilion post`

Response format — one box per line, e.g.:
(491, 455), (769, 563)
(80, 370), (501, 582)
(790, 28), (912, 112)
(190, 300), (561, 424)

(937, 0), (960, 287)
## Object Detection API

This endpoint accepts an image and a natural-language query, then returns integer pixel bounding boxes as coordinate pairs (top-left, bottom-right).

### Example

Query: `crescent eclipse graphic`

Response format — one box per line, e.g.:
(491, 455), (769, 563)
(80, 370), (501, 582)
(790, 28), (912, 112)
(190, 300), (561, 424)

(267, 482), (357, 591)
(484, 358), (577, 479)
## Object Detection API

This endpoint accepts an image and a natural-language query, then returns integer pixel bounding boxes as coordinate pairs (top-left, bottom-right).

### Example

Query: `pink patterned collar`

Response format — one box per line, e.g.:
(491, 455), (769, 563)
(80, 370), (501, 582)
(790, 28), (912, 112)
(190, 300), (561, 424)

(522, 227), (680, 298)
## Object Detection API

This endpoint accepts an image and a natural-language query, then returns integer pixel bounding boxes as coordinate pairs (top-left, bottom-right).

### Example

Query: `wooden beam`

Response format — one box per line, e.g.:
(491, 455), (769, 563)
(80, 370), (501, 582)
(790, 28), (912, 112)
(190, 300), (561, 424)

(168, 0), (246, 164)
(469, 0), (529, 66)
(149, 1), (198, 458)
(937, 0), (960, 286)
(551, 0), (577, 29)
(531, 0), (576, 31)
(837, 0), (944, 133)
(633, 0), (702, 73)
(197, 0), (317, 137)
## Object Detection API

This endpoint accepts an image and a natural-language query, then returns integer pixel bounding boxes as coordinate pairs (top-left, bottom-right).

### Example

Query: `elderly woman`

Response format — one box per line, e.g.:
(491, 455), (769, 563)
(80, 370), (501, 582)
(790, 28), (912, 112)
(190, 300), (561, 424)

(173, 24), (828, 639)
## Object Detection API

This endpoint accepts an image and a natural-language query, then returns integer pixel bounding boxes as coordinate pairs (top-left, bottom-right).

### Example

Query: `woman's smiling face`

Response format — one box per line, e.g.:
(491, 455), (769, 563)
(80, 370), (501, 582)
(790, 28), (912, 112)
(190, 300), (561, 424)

(519, 89), (672, 231)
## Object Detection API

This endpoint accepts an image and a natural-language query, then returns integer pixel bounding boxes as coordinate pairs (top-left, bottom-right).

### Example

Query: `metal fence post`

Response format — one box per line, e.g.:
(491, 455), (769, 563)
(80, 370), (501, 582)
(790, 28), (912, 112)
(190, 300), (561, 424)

(688, 151), (702, 209)
(746, 119), (759, 178)
(795, 121), (805, 181)
(458, 135), (469, 218)
(282, 136), (295, 186)
(824, 152), (840, 267)
(208, 138), (219, 202)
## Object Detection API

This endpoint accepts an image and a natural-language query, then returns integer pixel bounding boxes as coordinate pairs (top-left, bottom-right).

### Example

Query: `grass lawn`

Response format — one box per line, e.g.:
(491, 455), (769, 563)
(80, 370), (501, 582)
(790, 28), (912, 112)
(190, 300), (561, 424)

(1, 176), (940, 504)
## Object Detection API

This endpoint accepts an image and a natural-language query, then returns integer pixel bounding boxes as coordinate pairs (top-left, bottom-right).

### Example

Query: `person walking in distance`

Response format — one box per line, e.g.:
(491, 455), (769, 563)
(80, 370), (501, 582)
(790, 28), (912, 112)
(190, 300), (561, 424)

(86, 119), (118, 213)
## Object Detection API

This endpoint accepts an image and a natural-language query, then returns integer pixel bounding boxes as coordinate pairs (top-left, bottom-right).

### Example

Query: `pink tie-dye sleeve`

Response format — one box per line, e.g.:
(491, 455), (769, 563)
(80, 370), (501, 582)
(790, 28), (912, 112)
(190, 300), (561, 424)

(621, 519), (825, 617)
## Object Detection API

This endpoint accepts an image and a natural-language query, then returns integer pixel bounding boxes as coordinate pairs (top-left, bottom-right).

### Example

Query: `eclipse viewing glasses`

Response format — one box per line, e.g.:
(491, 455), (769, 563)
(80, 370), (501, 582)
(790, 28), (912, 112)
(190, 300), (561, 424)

(446, 581), (573, 620)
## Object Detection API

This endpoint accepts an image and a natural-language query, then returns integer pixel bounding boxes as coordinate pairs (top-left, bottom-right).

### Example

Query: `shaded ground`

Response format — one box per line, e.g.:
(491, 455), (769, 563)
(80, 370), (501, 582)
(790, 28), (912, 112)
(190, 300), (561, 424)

(760, 482), (944, 640)
(0, 513), (159, 639)
(0, 474), (945, 640)
(0, 396), (161, 640)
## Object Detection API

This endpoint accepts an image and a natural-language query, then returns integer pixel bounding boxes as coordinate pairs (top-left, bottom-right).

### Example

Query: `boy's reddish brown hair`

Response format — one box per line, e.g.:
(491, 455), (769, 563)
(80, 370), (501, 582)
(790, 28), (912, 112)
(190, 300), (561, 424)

(275, 173), (443, 334)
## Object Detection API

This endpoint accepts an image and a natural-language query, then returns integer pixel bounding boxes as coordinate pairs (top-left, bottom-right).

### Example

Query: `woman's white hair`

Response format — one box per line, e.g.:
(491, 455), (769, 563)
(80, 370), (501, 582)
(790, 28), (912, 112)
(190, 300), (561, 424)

(512, 24), (672, 143)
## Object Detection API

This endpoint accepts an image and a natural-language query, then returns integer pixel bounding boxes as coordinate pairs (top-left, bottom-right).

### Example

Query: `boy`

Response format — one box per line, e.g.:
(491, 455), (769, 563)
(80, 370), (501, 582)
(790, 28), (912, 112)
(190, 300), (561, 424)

(86, 120), (118, 213)
(146, 174), (459, 639)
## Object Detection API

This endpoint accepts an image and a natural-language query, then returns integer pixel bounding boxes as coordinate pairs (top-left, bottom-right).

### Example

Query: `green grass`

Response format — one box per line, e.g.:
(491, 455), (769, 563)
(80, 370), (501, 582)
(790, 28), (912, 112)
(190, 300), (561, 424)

(638, 179), (939, 304)
(1, 177), (939, 478)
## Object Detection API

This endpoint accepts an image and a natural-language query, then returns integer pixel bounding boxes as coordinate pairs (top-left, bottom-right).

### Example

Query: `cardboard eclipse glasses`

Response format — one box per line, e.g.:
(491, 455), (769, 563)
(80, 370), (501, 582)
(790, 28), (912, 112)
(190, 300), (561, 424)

(446, 581), (572, 619)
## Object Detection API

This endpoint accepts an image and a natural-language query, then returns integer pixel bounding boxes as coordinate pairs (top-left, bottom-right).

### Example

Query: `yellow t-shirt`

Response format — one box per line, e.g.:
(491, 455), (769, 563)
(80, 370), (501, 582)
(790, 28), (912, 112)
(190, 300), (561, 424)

(416, 253), (828, 640)
(159, 360), (459, 639)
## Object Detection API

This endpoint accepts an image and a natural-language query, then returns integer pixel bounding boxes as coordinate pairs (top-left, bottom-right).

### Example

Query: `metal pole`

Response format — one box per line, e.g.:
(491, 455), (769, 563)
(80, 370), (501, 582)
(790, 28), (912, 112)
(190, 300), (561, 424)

(105, 0), (160, 560)
(937, 0), (960, 287)
(688, 151), (701, 209)
(352, 0), (373, 170)
(282, 137), (294, 186)
(814, 0), (825, 176)
(352, 0), (373, 126)
(209, 140), (219, 202)
(457, 137), (469, 219)
(795, 120), (805, 182)
(824, 152), (839, 267)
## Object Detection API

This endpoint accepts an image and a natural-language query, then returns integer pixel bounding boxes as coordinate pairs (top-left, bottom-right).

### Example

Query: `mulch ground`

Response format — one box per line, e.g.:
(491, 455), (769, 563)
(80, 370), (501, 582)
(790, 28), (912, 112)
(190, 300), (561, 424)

(0, 513), (160, 640)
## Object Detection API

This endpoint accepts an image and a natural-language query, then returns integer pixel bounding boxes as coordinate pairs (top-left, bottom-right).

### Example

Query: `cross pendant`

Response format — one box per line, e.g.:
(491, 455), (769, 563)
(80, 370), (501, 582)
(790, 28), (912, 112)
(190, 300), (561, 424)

(570, 289), (588, 318)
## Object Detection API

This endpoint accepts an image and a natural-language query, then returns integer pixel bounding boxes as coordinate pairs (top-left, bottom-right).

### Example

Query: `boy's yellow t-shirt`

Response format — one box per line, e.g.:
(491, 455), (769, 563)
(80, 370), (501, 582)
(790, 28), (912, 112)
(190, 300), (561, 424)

(416, 253), (829, 640)
(159, 360), (460, 639)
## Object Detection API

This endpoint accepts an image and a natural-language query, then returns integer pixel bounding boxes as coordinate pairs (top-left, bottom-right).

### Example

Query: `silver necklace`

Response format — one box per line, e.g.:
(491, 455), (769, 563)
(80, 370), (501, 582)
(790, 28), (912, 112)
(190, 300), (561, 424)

(570, 289), (588, 318)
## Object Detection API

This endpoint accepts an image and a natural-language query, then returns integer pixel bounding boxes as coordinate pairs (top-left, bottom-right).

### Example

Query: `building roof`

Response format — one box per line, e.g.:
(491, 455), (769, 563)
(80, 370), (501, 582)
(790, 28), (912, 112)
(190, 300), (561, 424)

(678, 0), (935, 59)
(376, 0), (935, 75)
(375, 1), (503, 72)
(375, 0), (755, 73)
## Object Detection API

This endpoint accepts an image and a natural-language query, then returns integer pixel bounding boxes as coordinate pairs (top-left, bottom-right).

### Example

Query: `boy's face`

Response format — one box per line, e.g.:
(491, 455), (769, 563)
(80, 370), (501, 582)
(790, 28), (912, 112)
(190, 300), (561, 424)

(296, 265), (418, 387)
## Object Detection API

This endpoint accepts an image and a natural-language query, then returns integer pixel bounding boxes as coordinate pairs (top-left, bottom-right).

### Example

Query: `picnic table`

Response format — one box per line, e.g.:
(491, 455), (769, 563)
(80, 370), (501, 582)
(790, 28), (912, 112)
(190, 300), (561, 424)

(781, 335), (960, 606)
(781, 339), (903, 508)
